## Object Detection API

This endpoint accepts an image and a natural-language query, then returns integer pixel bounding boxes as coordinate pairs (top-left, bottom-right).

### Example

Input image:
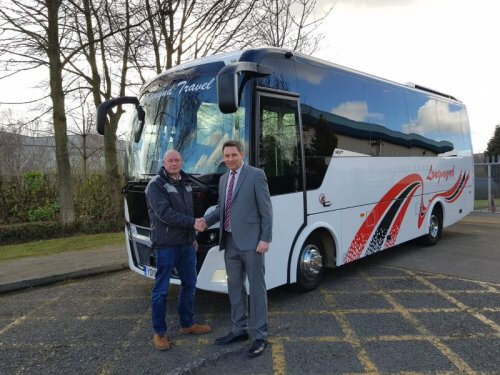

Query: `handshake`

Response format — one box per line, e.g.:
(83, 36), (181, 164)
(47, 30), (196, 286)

(194, 218), (208, 232)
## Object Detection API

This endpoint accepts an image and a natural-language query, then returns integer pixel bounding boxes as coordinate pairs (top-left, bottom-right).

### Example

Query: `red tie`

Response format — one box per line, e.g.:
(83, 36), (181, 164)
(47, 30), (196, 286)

(224, 171), (237, 231)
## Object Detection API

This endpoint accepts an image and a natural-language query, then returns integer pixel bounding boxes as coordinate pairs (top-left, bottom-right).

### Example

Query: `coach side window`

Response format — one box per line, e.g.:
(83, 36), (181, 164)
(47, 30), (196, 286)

(436, 101), (464, 156)
(258, 94), (303, 195)
(460, 107), (473, 156)
(297, 65), (371, 189)
(364, 83), (411, 156)
(405, 93), (443, 156)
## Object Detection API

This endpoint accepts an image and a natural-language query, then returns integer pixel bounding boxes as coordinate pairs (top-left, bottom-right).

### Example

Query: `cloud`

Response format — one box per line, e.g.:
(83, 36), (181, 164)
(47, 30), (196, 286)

(299, 68), (325, 85)
(331, 101), (384, 122)
(408, 99), (462, 136)
(436, 102), (462, 133)
(408, 99), (437, 135)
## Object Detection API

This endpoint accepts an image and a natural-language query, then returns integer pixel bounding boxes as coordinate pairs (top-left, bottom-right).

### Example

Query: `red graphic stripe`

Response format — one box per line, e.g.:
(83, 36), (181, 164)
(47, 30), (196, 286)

(418, 171), (468, 228)
(445, 173), (469, 203)
(345, 168), (470, 263)
(344, 174), (423, 263)
(384, 184), (421, 248)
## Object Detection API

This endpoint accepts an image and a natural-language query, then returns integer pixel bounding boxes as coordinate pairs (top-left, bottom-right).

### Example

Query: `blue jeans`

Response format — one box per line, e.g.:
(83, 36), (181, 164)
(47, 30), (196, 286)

(151, 243), (197, 335)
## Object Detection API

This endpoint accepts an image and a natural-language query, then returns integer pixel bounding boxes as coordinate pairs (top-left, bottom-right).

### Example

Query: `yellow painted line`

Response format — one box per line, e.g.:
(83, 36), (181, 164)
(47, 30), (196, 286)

(322, 288), (500, 295)
(322, 289), (440, 295)
(269, 307), (492, 315)
(359, 270), (477, 375)
(0, 316), (27, 336)
(269, 309), (396, 315)
(446, 290), (500, 294)
(23, 315), (144, 321)
(0, 341), (104, 349)
(272, 336), (348, 343)
(477, 307), (500, 312)
(365, 276), (414, 280)
(268, 338), (286, 375)
(478, 282), (500, 293)
(411, 273), (500, 334)
(406, 308), (461, 313)
(361, 333), (500, 342)
(321, 290), (379, 374)
(0, 294), (61, 337)
(361, 334), (435, 342)
(383, 295), (476, 374)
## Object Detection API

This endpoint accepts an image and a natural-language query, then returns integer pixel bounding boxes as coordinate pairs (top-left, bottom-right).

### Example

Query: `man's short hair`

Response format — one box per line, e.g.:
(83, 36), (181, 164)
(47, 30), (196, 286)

(163, 149), (181, 161)
(222, 140), (244, 153)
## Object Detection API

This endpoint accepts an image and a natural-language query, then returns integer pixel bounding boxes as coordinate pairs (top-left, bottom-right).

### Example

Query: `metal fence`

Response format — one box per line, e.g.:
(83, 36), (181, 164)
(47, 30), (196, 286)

(474, 158), (500, 213)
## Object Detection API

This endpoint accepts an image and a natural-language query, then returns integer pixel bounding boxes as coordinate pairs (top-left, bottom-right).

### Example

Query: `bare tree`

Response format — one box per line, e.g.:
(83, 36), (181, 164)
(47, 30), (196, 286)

(252, 0), (334, 54)
(133, 0), (259, 77)
(65, 0), (260, 218)
(66, 88), (103, 177)
(0, 0), (76, 226)
(63, 0), (143, 218)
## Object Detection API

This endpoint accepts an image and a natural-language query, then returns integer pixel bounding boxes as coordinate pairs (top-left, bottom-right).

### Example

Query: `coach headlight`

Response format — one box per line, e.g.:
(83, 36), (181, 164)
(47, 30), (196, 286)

(124, 198), (130, 223)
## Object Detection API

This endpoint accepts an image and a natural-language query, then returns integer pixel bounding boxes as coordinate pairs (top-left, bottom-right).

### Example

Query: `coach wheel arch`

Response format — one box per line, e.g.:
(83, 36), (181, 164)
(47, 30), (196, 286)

(291, 228), (337, 292)
(419, 203), (443, 246)
(313, 228), (337, 268)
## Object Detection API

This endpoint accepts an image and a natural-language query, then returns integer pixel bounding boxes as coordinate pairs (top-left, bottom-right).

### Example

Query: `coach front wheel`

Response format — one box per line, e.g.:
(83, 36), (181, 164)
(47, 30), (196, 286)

(292, 237), (325, 292)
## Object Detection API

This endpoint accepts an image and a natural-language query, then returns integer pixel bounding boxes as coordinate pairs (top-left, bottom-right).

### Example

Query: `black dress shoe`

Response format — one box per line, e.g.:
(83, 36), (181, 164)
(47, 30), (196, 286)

(248, 339), (267, 357)
(215, 331), (249, 345)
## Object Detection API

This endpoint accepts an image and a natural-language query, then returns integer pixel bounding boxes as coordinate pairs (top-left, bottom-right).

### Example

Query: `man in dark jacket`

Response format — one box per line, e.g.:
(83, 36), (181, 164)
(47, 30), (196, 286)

(145, 149), (211, 351)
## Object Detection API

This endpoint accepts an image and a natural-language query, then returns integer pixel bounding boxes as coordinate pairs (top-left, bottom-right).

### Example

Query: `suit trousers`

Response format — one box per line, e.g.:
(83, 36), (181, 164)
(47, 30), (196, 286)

(224, 233), (268, 340)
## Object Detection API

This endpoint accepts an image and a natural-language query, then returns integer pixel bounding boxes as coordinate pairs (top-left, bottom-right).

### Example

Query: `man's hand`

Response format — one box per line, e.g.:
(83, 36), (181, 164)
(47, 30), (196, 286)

(256, 241), (269, 254)
(193, 239), (199, 251)
(194, 218), (207, 232)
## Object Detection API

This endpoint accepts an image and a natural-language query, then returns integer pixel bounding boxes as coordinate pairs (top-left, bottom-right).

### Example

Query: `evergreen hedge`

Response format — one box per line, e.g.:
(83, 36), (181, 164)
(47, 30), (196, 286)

(0, 220), (123, 245)
(0, 172), (125, 245)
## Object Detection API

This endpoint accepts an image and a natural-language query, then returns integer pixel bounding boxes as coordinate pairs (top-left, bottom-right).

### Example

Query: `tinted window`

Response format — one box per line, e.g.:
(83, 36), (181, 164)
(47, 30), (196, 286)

(405, 93), (452, 156)
(364, 82), (411, 156)
(259, 95), (302, 195)
(297, 64), (376, 188)
(256, 55), (298, 93)
(297, 64), (371, 157)
(459, 107), (473, 156)
(301, 111), (338, 189)
(436, 101), (464, 156)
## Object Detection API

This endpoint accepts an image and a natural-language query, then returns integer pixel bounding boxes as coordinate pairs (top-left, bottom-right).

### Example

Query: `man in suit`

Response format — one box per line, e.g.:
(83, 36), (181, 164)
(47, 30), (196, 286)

(200, 140), (273, 358)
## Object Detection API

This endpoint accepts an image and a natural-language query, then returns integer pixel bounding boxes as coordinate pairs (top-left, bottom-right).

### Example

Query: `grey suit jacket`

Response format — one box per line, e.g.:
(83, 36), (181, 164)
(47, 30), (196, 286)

(205, 163), (272, 251)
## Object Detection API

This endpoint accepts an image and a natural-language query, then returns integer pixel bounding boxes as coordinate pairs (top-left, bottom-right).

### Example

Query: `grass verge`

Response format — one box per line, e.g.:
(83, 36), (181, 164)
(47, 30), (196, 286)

(0, 232), (124, 262)
(474, 198), (500, 209)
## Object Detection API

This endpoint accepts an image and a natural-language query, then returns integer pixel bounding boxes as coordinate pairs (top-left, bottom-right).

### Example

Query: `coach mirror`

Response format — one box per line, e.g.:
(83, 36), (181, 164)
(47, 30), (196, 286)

(96, 96), (145, 143)
(217, 62), (273, 113)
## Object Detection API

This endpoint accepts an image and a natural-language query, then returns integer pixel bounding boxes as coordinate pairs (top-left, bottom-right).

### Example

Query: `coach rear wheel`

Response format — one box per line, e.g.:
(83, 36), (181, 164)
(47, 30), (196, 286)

(293, 237), (325, 292)
(419, 208), (443, 246)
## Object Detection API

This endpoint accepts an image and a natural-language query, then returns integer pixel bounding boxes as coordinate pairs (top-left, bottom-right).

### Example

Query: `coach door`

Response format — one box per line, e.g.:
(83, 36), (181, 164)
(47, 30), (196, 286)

(255, 89), (306, 289)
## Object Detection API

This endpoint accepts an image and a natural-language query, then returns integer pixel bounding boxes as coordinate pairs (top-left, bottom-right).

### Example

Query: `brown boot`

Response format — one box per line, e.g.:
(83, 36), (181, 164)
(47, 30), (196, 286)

(153, 334), (170, 351)
(180, 323), (212, 335)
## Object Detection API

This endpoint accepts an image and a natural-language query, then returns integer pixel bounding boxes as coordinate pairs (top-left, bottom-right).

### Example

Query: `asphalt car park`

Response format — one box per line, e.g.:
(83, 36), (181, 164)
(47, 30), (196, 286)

(1, 217), (499, 374)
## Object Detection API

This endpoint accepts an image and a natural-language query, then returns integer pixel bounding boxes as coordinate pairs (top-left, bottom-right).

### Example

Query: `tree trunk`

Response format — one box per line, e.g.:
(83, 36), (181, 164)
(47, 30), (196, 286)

(46, 0), (75, 228)
(82, 133), (88, 178)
